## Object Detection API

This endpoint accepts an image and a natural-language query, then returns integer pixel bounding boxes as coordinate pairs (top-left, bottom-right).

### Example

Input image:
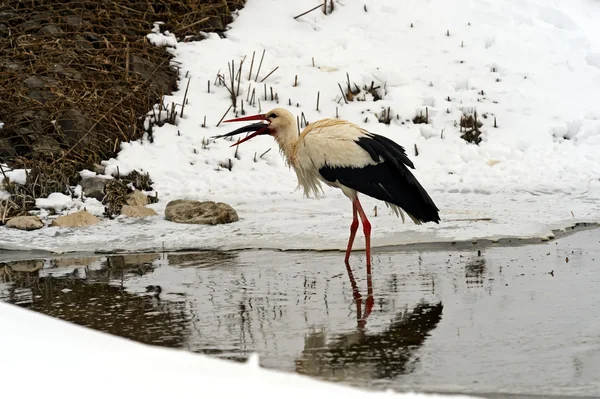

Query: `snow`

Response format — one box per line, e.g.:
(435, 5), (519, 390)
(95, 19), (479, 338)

(2, 0), (600, 253)
(0, 164), (28, 184)
(79, 169), (112, 180)
(0, 301), (477, 399)
(35, 192), (75, 211)
(147, 22), (178, 47)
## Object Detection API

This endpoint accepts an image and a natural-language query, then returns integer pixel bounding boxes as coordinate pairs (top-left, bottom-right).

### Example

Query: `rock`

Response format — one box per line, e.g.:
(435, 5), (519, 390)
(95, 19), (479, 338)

(39, 24), (62, 36)
(0, 23), (10, 38)
(92, 163), (106, 174)
(208, 16), (224, 31)
(18, 19), (41, 32)
(51, 210), (100, 227)
(0, 59), (23, 71)
(110, 254), (159, 268)
(74, 35), (94, 50)
(80, 177), (109, 201)
(65, 16), (85, 28)
(5, 259), (44, 273)
(32, 137), (61, 155)
(0, 138), (17, 158)
(57, 108), (95, 148)
(24, 76), (46, 89)
(53, 256), (99, 268)
(165, 200), (238, 225)
(49, 64), (82, 80)
(5, 216), (44, 231)
(28, 90), (57, 104)
(130, 55), (173, 93)
(126, 190), (148, 206)
(121, 205), (157, 218)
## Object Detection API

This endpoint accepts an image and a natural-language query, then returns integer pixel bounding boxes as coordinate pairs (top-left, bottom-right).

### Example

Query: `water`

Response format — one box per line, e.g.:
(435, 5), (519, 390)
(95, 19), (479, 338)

(1, 229), (600, 398)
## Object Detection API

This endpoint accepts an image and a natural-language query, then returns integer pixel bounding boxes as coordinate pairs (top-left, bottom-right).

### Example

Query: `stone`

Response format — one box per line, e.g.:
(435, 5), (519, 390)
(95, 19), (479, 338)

(121, 205), (157, 218)
(57, 108), (95, 148)
(18, 19), (41, 32)
(0, 23), (9, 37)
(5, 216), (44, 231)
(110, 254), (159, 268)
(50, 64), (82, 80)
(165, 200), (238, 225)
(28, 90), (57, 104)
(39, 24), (62, 36)
(92, 163), (106, 174)
(51, 210), (100, 227)
(53, 256), (99, 268)
(74, 35), (94, 50)
(65, 16), (85, 27)
(208, 16), (224, 31)
(130, 55), (173, 93)
(24, 76), (46, 89)
(0, 138), (17, 158)
(32, 137), (61, 155)
(5, 259), (44, 273)
(80, 177), (109, 201)
(126, 190), (148, 206)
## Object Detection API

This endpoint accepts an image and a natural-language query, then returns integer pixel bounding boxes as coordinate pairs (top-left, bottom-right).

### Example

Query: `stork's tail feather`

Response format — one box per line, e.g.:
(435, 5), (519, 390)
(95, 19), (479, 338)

(401, 178), (441, 224)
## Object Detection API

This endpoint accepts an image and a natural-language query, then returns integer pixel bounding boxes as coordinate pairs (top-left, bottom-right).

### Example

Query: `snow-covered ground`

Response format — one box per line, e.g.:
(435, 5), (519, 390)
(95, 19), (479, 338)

(0, 301), (478, 399)
(2, 0), (600, 253)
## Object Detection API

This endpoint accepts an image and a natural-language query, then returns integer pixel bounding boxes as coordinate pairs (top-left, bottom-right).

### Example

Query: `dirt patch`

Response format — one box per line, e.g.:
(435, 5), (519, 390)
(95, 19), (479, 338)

(0, 0), (245, 222)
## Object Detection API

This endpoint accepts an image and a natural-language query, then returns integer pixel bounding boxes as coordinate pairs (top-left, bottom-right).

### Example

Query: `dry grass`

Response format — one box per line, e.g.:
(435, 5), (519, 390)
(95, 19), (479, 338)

(459, 110), (483, 145)
(0, 0), (245, 222)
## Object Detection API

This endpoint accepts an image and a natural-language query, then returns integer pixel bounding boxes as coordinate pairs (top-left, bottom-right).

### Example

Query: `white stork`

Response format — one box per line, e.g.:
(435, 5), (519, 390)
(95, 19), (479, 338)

(212, 108), (440, 277)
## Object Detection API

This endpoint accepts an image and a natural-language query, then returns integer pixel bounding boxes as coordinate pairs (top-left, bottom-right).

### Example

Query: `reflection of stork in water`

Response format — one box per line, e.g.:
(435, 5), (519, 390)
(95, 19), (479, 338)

(294, 301), (443, 382)
(345, 261), (374, 328)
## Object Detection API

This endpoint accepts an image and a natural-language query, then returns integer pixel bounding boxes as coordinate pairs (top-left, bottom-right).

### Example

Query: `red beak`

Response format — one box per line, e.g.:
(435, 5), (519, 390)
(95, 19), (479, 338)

(229, 125), (270, 147)
(223, 113), (268, 123)
(222, 113), (271, 147)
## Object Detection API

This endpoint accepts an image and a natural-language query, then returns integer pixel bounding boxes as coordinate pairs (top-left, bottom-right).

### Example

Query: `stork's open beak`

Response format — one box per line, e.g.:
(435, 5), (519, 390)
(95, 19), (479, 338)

(211, 113), (270, 147)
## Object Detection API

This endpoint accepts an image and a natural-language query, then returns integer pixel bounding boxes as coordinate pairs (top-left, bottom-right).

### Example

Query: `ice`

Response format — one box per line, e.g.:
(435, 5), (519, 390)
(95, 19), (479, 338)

(1, 0), (600, 253)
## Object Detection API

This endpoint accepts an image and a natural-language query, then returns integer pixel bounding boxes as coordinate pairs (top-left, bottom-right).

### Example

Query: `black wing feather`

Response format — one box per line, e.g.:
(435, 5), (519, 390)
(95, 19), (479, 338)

(318, 134), (440, 223)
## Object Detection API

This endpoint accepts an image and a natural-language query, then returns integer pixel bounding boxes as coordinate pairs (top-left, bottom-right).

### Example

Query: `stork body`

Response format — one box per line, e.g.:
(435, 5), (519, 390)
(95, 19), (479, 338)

(214, 108), (440, 275)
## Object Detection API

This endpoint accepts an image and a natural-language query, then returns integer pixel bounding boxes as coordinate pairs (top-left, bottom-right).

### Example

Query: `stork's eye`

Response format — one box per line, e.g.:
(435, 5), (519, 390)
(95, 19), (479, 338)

(268, 113), (277, 119)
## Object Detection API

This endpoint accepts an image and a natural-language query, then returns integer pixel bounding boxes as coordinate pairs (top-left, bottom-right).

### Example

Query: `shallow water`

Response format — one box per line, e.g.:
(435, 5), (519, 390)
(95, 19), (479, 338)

(1, 229), (600, 398)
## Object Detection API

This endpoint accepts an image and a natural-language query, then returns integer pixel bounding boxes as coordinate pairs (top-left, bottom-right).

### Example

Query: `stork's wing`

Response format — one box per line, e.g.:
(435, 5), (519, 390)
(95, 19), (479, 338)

(301, 126), (440, 224)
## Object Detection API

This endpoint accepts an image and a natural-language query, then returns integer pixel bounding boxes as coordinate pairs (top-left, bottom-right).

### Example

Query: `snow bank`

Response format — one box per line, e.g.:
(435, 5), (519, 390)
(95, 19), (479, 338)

(0, 302), (477, 399)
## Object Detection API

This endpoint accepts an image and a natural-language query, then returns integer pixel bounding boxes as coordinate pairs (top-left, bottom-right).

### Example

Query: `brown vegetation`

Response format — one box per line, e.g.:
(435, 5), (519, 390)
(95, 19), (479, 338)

(0, 0), (245, 221)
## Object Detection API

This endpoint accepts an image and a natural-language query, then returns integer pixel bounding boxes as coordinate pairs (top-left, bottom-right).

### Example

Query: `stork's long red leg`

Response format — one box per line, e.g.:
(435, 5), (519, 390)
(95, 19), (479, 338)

(354, 198), (372, 277)
(344, 201), (359, 265)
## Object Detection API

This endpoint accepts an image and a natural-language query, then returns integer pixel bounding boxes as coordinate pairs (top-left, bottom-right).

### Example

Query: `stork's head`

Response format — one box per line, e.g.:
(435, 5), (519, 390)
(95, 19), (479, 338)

(211, 108), (295, 147)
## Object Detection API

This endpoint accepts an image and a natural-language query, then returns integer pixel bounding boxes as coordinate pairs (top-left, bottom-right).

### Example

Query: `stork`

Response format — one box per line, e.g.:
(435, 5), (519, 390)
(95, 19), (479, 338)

(212, 108), (440, 277)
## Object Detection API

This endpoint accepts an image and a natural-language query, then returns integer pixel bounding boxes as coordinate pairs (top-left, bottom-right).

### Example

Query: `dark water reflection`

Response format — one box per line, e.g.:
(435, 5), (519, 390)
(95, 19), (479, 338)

(295, 301), (443, 381)
(0, 250), (441, 379)
(0, 255), (188, 348)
